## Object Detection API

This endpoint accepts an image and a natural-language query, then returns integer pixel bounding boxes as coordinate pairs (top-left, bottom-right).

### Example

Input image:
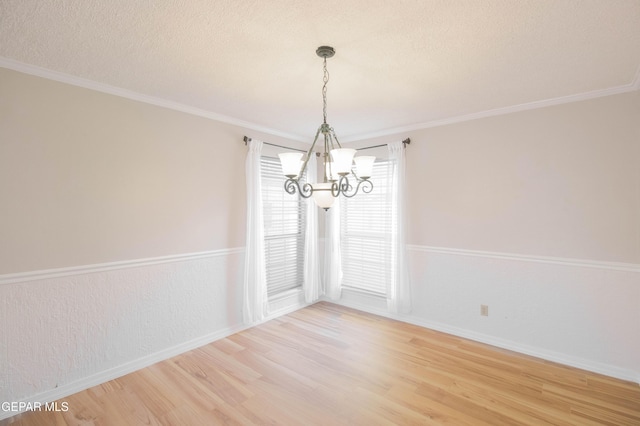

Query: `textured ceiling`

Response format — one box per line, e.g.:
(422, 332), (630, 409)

(1, 0), (639, 141)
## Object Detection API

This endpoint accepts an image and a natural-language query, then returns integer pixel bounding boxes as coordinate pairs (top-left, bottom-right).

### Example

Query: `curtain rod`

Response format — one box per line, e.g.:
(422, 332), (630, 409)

(356, 138), (411, 151)
(243, 136), (308, 153)
(243, 136), (410, 153)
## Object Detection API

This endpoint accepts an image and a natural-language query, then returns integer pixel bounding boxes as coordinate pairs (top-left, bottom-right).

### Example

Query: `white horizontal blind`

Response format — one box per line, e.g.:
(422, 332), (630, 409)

(340, 160), (394, 295)
(261, 156), (306, 297)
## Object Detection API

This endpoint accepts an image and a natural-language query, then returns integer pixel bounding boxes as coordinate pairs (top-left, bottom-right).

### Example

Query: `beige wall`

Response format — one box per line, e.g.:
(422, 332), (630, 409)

(359, 91), (639, 263)
(2, 66), (638, 270)
(0, 67), (301, 274)
(417, 91), (639, 263)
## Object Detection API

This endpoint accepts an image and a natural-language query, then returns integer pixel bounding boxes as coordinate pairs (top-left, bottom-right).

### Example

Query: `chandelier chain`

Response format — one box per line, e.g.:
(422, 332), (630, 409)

(322, 56), (329, 124)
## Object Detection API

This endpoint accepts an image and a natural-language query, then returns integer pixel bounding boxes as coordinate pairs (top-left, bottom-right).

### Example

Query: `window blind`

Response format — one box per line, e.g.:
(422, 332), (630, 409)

(260, 156), (306, 296)
(340, 160), (395, 295)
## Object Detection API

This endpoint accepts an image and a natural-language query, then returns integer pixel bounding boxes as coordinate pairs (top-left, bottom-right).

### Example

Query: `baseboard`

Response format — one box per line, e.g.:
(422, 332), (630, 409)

(0, 323), (248, 421)
(325, 298), (640, 385)
(405, 316), (640, 385)
(267, 288), (312, 318)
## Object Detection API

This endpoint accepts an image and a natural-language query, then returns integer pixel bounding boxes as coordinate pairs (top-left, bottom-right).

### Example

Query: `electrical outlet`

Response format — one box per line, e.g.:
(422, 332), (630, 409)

(480, 304), (489, 316)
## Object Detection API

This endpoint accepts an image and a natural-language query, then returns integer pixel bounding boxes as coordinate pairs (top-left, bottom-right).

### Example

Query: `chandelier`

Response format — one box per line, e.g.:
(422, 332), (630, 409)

(278, 46), (375, 210)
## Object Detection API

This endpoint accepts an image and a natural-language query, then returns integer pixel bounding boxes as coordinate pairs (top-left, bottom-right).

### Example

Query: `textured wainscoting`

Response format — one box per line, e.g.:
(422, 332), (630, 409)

(0, 249), (247, 420)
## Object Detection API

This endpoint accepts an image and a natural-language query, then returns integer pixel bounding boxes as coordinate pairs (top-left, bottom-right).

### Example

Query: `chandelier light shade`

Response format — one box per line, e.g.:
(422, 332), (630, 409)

(311, 182), (336, 210)
(353, 156), (376, 179)
(330, 148), (357, 175)
(278, 153), (304, 178)
(279, 46), (374, 210)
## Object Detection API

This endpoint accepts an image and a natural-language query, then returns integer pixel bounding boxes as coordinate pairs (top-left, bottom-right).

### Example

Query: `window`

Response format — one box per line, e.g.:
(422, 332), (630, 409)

(260, 156), (306, 297)
(340, 160), (395, 295)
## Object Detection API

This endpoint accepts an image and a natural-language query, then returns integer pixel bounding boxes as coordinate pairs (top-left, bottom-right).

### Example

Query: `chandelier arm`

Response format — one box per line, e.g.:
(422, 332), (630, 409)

(284, 178), (313, 198)
(298, 126), (322, 179)
(350, 167), (361, 180)
(300, 182), (314, 197)
(331, 175), (353, 197)
(330, 180), (341, 197)
(339, 177), (373, 198)
(359, 179), (374, 194)
(329, 127), (342, 153)
(330, 126), (343, 149)
(324, 128), (341, 183)
(340, 178), (360, 198)
(284, 178), (299, 195)
(323, 128), (330, 181)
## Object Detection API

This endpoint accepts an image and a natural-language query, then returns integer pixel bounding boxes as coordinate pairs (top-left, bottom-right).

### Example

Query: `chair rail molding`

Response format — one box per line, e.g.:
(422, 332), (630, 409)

(407, 245), (640, 274)
(0, 247), (246, 286)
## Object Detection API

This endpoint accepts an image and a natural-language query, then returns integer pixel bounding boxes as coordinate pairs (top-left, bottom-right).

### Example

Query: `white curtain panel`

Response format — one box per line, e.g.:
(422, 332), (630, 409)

(387, 141), (412, 314)
(303, 156), (321, 302)
(243, 139), (268, 324)
(324, 196), (343, 300)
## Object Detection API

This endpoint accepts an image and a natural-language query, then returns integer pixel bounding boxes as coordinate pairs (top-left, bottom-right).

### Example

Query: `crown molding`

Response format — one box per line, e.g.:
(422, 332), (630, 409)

(0, 57), (305, 142)
(345, 73), (640, 142)
(2, 56), (638, 145)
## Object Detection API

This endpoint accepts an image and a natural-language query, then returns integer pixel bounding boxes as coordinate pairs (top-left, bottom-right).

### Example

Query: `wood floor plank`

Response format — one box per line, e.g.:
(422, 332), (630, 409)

(3, 302), (639, 425)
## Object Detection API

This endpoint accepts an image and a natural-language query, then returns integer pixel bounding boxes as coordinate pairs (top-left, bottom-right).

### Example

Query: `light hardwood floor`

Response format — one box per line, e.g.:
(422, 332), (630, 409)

(4, 302), (640, 425)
